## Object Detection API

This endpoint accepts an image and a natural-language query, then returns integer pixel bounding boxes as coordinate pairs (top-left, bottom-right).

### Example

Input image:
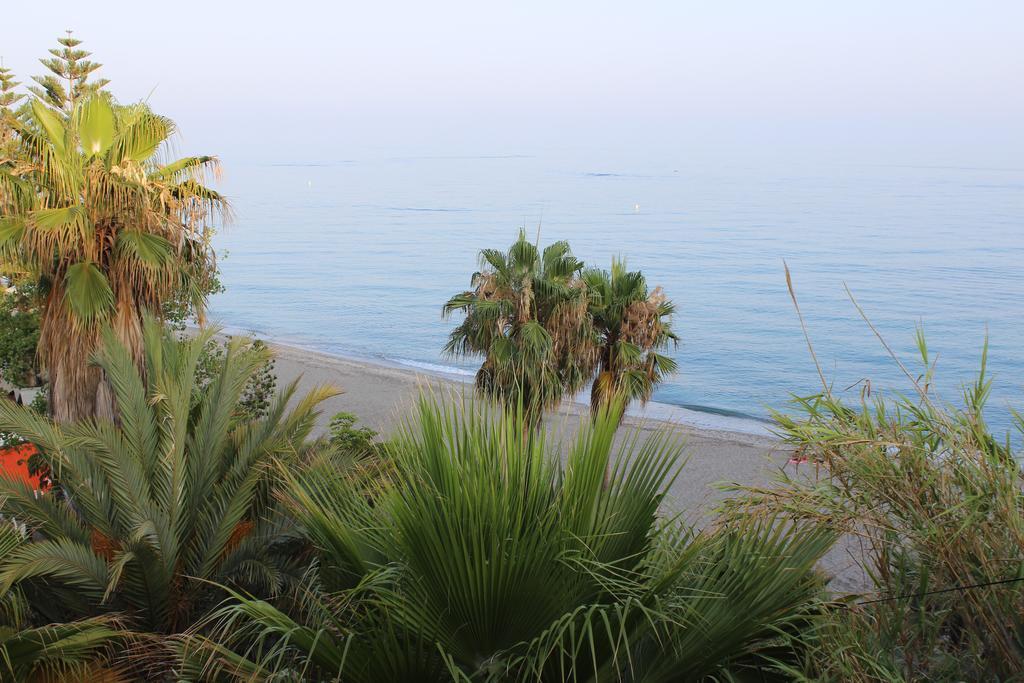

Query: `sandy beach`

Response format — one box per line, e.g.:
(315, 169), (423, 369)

(265, 339), (867, 593)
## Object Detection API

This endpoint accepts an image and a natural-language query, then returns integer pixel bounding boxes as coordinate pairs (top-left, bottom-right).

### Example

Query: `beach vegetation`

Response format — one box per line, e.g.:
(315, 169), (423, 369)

(0, 280), (42, 387)
(195, 336), (277, 422)
(181, 396), (832, 681)
(2, 32), (1018, 683)
(0, 34), (226, 422)
(584, 258), (678, 420)
(732, 318), (1024, 681)
(327, 411), (380, 456)
(443, 230), (597, 429)
(0, 319), (337, 674)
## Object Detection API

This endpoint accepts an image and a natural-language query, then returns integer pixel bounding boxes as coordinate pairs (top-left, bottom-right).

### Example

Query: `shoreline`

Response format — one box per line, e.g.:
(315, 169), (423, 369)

(262, 335), (779, 448)
(210, 320), (777, 446)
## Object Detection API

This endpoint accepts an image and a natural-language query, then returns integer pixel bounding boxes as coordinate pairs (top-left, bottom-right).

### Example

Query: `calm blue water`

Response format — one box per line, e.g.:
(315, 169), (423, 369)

(210, 156), (1024, 435)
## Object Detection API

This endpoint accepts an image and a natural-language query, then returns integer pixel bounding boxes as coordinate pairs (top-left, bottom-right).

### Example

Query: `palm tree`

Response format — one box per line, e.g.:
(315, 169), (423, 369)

(184, 397), (834, 682)
(584, 259), (678, 419)
(443, 230), (596, 428)
(0, 319), (336, 646)
(0, 523), (129, 682)
(0, 93), (226, 421)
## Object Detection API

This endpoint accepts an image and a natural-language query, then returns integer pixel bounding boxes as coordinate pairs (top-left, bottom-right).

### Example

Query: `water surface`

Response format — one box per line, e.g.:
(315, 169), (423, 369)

(211, 156), (1024, 434)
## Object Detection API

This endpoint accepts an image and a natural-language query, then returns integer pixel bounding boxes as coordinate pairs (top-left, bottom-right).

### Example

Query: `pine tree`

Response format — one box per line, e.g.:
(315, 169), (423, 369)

(0, 59), (24, 157)
(0, 62), (24, 115)
(28, 31), (109, 113)
(0, 60), (26, 175)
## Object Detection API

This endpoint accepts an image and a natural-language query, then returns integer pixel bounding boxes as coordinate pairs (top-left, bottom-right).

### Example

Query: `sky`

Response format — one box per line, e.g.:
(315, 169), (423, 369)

(2, 1), (1022, 165)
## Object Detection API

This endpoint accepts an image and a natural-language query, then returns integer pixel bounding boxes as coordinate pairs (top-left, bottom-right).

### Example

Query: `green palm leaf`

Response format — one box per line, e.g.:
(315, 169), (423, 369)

(30, 99), (66, 153)
(110, 107), (172, 163)
(76, 96), (115, 156)
(190, 396), (832, 681)
(0, 217), (25, 246)
(0, 318), (333, 639)
(63, 261), (115, 324)
(114, 230), (172, 269)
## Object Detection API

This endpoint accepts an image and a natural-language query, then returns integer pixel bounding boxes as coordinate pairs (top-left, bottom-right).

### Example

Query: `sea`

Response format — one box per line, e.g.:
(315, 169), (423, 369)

(208, 155), (1024, 437)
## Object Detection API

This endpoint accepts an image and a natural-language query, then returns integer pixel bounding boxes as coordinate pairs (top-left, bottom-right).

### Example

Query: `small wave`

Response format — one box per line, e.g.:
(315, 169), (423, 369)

(265, 161), (356, 167)
(388, 358), (477, 378)
(385, 154), (533, 161)
(624, 400), (774, 437)
(385, 206), (472, 213)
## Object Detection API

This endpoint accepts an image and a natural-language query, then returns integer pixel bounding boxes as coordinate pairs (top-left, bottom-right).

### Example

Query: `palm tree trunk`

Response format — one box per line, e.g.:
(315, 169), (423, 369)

(41, 291), (146, 423)
(42, 291), (103, 422)
(48, 353), (103, 423)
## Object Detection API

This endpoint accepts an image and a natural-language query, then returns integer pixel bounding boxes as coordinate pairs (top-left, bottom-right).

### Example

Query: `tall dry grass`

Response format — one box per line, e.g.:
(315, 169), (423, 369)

(731, 272), (1024, 680)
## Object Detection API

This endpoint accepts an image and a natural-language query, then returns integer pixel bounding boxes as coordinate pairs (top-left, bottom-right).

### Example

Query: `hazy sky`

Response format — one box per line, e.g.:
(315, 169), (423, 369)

(3, 1), (1021, 164)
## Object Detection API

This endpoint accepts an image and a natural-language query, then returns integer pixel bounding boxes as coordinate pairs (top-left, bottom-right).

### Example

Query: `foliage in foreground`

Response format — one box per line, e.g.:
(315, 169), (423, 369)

(734, 332), (1024, 681)
(0, 522), (129, 681)
(0, 319), (336, 672)
(183, 397), (832, 682)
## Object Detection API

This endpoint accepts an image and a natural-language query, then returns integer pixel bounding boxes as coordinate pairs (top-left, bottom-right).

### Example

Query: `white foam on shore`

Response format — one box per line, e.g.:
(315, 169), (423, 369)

(387, 358), (477, 378)
(383, 357), (774, 438)
(199, 324), (774, 440)
(622, 400), (774, 437)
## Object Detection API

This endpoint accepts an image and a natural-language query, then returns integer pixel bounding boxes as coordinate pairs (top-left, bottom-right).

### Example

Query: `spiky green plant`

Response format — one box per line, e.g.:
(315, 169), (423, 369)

(0, 319), (336, 645)
(583, 258), (677, 419)
(443, 230), (597, 428)
(182, 396), (833, 681)
(0, 85), (226, 421)
(0, 521), (129, 682)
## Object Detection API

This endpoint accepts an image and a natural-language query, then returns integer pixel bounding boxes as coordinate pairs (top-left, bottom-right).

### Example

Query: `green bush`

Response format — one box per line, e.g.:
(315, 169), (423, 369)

(735, 332), (1024, 681)
(194, 336), (277, 422)
(0, 284), (40, 387)
(326, 411), (378, 455)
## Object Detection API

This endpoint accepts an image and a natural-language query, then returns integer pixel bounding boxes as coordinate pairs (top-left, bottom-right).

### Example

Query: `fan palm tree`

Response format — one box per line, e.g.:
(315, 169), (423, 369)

(183, 397), (834, 682)
(0, 94), (226, 421)
(0, 319), (337, 644)
(443, 230), (596, 428)
(584, 259), (678, 419)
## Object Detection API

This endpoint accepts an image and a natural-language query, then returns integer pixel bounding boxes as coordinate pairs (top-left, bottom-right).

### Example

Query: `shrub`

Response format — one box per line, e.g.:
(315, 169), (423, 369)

(735, 331), (1024, 681)
(194, 336), (277, 422)
(0, 283), (40, 388)
(326, 411), (378, 456)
